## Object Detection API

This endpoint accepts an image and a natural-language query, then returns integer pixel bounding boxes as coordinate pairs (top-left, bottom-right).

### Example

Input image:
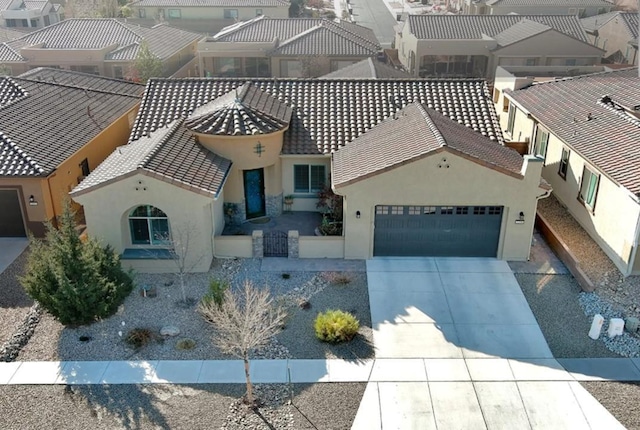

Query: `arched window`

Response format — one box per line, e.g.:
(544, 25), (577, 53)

(128, 205), (170, 245)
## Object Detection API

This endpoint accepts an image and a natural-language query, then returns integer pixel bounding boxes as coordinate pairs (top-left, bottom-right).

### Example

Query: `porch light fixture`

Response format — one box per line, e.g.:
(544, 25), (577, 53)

(356, 211), (361, 219)
(28, 195), (38, 206)
(515, 211), (525, 224)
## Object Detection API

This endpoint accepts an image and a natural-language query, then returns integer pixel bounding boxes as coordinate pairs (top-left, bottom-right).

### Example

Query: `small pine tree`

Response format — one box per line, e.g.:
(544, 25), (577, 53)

(20, 203), (134, 326)
(127, 40), (163, 84)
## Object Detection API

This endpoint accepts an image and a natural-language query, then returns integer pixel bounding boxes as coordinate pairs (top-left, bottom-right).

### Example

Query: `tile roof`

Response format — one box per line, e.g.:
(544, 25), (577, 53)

(213, 17), (379, 55)
(493, 19), (553, 47)
(485, 0), (610, 5)
(71, 119), (232, 197)
(0, 19), (201, 62)
(131, 0), (288, 6)
(22, 0), (48, 11)
(320, 58), (412, 79)
(506, 67), (640, 197)
(269, 20), (379, 57)
(0, 69), (142, 177)
(581, 11), (638, 39)
(0, 28), (26, 44)
(18, 67), (145, 96)
(185, 82), (292, 135)
(0, 77), (27, 107)
(406, 14), (588, 42)
(333, 103), (524, 187)
(132, 78), (503, 155)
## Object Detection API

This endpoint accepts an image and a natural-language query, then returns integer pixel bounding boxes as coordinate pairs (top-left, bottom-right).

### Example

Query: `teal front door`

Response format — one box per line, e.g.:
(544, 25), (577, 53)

(243, 168), (266, 219)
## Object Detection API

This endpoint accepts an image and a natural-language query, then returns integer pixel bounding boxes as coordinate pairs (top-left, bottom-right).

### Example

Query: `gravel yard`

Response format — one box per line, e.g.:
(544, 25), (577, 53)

(0, 382), (366, 430)
(581, 382), (640, 430)
(16, 258), (373, 362)
(515, 273), (617, 358)
(537, 195), (640, 319)
(0, 249), (33, 346)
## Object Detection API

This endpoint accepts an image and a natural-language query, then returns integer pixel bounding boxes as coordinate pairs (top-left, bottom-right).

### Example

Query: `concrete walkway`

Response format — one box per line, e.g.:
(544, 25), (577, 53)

(0, 357), (639, 385)
(0, 237), (29, 274)
(354, 257), (627, 429)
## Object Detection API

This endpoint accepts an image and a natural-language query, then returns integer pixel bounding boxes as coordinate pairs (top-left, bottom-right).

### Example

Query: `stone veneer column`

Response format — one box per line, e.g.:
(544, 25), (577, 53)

(266, 193), (283, 217)
(252, 230), (263, 258)
(288, 230), (299, 259)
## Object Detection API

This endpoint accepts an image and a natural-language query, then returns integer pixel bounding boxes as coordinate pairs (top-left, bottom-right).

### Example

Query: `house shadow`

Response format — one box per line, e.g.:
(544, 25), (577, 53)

(0, 246), (33, 309)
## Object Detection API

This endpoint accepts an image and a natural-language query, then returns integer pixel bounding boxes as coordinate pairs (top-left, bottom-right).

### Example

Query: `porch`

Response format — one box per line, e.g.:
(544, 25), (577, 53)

(221, 211), (323, 236)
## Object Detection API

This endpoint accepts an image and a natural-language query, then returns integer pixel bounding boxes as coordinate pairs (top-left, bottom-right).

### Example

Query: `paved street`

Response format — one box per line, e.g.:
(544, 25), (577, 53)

(349, 0), (398, 47)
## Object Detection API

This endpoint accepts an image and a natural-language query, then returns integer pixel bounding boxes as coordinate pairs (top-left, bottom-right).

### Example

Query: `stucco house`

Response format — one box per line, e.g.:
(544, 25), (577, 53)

(71, 77), (548, 272)
(198, 16), (380, 78)
(128, 0), (289, 34)
(581, 11), (638, 65)
(395, 14), (604, 78)
(462, 0), (613, 17)
(0, 18), (201, 78)
(1, 0), (63, 29)
(0, 68), (143, 238)
(496, 67), (640, 276)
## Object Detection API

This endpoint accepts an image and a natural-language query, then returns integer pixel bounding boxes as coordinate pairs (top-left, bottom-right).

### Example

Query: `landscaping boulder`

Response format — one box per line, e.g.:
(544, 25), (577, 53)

(160, 325), (180, 337)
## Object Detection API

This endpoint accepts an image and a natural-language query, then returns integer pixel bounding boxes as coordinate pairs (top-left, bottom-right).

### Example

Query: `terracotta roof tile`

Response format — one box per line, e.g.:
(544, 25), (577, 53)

(333, 103), (522, 186)
(133, 78), (503, 155)
(406, 14), (588, 42)
(0, 68), (142, 177)
(507, 67), (640, 197)
(72, 120), (232, 197)
(185, 83), (292, 135)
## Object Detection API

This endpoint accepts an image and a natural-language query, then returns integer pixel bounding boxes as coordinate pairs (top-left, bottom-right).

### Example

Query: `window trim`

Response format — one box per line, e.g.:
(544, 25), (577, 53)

(128, 205), (171, 246)
(168, 8), (181, 18)
(533, 125), (549, 162)
(578, 165), (600, 211)
(558, 147), (570, 180)
(506, 104), (517, 135)
(293, 164), (326, 194)
(223, 8), (238, 19)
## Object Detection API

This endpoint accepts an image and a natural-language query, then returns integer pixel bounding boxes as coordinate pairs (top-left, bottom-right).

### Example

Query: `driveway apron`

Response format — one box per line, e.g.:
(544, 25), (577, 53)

(352, 257), (625, 430)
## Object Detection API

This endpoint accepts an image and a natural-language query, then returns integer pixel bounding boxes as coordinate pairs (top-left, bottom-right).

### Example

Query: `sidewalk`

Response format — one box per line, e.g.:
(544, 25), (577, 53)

(1, 357), (639, 385)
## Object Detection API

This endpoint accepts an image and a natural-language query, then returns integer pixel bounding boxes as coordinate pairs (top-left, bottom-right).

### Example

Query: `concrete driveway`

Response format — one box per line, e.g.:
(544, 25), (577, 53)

(367, 257), (552, 359)
(353, 257), (624, 429)
(348, 0), (397, 47)
(0, 237), (29, 275)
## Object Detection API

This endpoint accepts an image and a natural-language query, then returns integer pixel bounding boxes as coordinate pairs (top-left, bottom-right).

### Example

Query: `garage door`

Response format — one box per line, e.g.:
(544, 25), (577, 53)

(0, 190), (26, 237)
(374, 205), (503, 257)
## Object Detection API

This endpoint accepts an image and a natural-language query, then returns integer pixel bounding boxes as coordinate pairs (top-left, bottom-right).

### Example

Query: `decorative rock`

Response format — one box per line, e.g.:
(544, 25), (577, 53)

(160, 325), (180, 337)
(298, 299), (311, 310)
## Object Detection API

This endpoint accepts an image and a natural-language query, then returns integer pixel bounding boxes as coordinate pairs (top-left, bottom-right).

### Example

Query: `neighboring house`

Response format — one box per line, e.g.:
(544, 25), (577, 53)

(462, 0), (613, 17)
(1, 0), (63, 29)
(198, 16), (380, 78)
(0, 18), (201, 78)
(128, 0), (289, 34)
(497, 67), (640, 276)
(0, 26), (24, 42)
(396, 14), (604, 78)
(581, 11), (638, 65)
(319, 57), (412, 79)
(0, 68), (143, 238)
(71, 77), (547, 272)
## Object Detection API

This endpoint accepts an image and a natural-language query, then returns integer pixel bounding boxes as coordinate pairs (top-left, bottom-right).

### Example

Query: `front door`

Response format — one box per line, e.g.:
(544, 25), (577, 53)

(243, 168), (266, 219)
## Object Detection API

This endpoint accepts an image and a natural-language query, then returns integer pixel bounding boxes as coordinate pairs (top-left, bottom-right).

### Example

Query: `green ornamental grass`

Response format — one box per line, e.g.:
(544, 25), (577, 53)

(314, 310), (359, 343)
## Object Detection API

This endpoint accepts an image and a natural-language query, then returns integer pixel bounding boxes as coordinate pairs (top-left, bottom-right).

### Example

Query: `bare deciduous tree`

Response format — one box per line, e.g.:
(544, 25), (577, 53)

(198, 281), (286, 406)
(166, 222), (204, 304)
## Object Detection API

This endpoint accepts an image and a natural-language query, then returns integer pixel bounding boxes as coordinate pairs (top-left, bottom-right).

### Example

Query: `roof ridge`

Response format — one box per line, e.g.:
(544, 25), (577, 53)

(138, 119), (185, 169)
(214, 15), (265, 40)
(527, 66), (639, 88)
(13, 75), (141, 99)
(325, 19), (380, 48)
(415, 103), (447, 147)
(597, 97), (640, 129)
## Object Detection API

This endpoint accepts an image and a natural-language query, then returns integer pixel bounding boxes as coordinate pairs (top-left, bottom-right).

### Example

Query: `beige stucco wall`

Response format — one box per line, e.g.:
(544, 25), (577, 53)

(214, 235), (253, 258)
(335, 150), (545, 260)
(131, 5), (287, 21)
(299, 236), (345, 258)
(591, 18), (638, 64)
(281, 155), (330, 211)
(509, 108), (640, 274)
(72, 173), (217, 273)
